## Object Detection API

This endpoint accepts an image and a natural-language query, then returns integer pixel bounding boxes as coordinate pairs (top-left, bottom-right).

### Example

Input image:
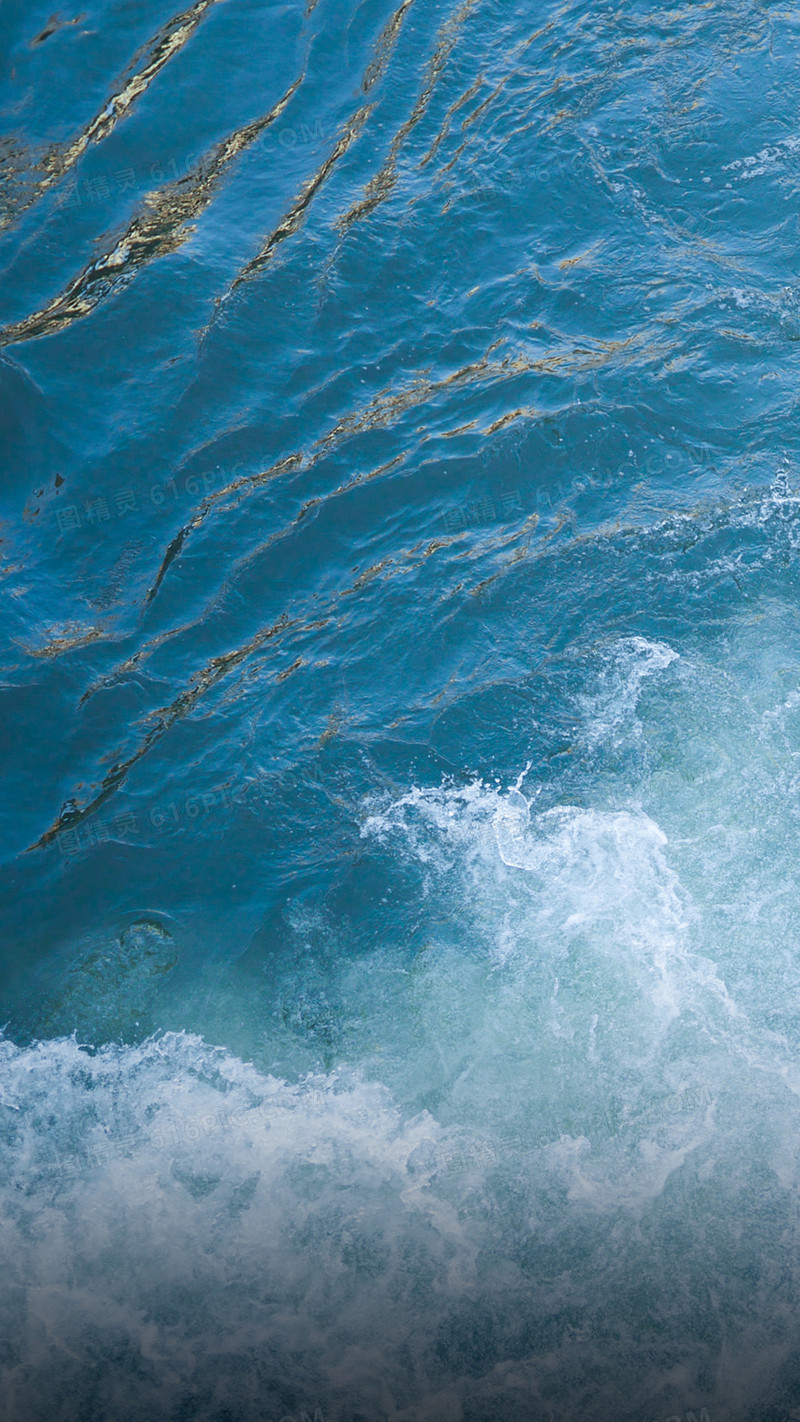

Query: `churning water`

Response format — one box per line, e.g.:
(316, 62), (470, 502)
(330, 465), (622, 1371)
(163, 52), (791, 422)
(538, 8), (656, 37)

(2, 0), (800, 1417)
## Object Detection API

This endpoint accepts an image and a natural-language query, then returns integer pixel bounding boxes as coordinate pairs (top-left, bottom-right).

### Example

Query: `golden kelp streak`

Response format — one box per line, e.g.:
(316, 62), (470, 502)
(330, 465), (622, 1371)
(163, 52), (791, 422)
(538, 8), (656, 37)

(361, 0), (417, 92)
(143, 323), (669, 607)
(207, 102), (375, 313)
(0, 75), (304, 348)
(27, 341), (535, 849)
(28, 321), (659, 848)
(199, 0), (420, 329)
(27, 476), (541, 853)
(143, 341), (508, 607)
(27, 613), (298, 852)
(1, 0), (422, 346)
(337, 0), (479, 232)
(1, 0), (218, 233)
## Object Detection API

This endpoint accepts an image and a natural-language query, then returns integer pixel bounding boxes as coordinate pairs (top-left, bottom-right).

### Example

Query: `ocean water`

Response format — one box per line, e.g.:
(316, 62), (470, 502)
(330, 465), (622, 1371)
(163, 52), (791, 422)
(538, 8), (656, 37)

(3, 0), (800, 1418)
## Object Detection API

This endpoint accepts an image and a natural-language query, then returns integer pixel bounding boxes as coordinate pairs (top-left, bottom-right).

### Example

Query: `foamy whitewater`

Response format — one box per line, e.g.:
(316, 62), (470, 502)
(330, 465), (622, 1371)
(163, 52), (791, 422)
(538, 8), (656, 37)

(8, 491), (800, 1418)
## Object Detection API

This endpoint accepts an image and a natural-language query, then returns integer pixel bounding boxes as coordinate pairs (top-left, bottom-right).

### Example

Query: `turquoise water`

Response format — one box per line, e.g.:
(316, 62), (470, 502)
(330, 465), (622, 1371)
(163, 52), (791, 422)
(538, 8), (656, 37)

(3, 0), (800, 1417)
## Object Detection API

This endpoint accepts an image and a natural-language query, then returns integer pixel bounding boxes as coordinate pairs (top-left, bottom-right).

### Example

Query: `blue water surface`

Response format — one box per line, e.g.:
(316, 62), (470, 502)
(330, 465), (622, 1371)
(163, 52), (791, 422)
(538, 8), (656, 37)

(3, 0), (800, 1418)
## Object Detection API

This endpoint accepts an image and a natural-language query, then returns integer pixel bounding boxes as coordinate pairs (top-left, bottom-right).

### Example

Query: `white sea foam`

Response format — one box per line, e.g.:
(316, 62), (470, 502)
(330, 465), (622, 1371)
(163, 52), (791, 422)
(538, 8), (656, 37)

(0, 1031), (491, 1422)
(12, 572), (800, 1419)
(577, 635), (679, 748)
(722, 132), (800, 180)
(0, 1015), (735, 1422)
